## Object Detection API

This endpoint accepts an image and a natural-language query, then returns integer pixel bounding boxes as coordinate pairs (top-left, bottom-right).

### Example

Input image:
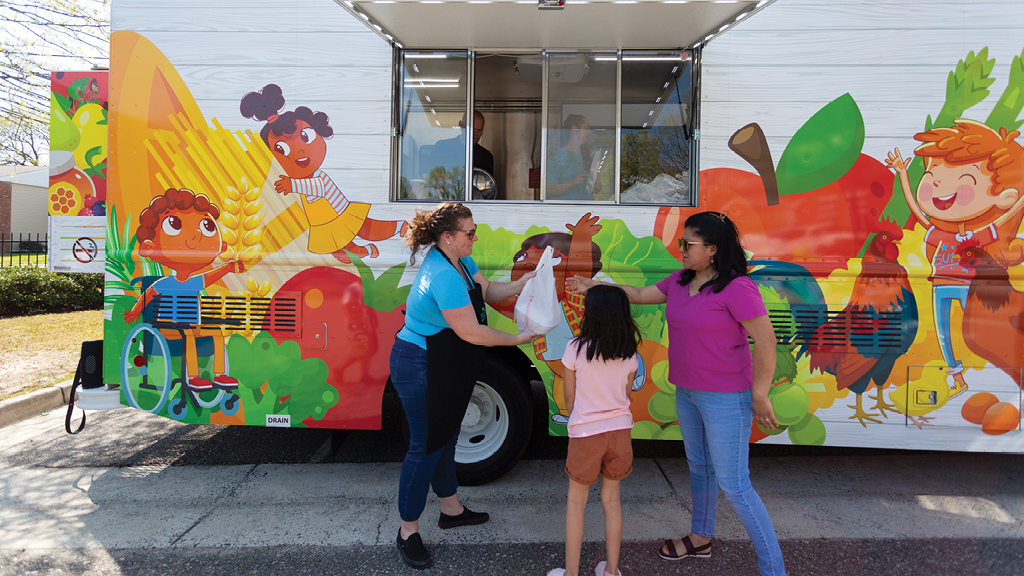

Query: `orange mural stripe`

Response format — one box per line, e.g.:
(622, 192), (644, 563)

(144, 132), (182, 191)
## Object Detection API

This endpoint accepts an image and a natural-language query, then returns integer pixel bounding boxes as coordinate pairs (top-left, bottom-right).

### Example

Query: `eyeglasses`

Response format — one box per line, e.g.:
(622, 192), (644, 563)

(677, 239), (710, 251)
(454, 228), (477, 238)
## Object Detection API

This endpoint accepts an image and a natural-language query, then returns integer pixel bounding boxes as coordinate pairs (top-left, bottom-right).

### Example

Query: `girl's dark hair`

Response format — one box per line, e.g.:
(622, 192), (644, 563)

(574, 285), (641, 363)
(240, 83), (334, 145)
(563, 113), (592, 171)
(677, 211), (748, 294)
(404, 202), (473, 264)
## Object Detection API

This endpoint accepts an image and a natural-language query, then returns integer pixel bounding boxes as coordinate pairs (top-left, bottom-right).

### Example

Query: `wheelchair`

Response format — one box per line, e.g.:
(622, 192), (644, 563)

(120, 276), (242, 421)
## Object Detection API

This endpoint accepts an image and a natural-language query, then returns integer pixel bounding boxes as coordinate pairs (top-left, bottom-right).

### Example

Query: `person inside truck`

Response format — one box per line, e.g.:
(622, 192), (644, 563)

(123, 187), (245, 393)
(547, 114), (602, 201)
(241, 83), (407, 263)
(428, 110), (495, 177)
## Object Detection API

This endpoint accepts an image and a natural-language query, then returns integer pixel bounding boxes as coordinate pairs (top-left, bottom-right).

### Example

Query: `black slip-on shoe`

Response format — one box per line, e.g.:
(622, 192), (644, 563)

(396, 529), (432, 569)
(438, 506), (489, 529)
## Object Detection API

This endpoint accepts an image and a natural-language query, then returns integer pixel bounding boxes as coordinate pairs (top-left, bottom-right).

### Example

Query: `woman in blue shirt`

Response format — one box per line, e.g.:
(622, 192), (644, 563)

(391, 202), (540, 569)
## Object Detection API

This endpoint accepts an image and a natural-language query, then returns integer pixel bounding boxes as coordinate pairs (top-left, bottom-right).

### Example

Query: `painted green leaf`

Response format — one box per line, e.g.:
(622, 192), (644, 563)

(348, 253), (409, 312)
(50, 93), (80, 151)
(776, 93), (864, 196)
(592, 219), (678, 288)
(931, 48), (995, 131)
(987, 47), (1024, 132)
(472, 224), (533, 281)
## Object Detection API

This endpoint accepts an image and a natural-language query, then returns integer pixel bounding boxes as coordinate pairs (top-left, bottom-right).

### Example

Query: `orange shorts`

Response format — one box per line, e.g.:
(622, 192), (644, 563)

(565, 428), (633, 485)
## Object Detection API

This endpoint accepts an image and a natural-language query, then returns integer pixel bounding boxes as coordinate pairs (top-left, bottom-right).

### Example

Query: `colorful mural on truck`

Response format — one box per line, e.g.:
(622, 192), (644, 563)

(48, 70), (108, 272)
(105, 29), (1023, 449)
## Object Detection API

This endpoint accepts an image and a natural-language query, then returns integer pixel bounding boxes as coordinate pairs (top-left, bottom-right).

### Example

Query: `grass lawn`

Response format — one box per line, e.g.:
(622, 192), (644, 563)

(0, 310), (103, 401)
(0, 253), (48, 268)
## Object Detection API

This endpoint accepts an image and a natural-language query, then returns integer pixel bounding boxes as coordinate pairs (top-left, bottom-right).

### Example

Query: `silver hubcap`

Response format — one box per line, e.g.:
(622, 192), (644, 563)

(456, 381), (509, 464)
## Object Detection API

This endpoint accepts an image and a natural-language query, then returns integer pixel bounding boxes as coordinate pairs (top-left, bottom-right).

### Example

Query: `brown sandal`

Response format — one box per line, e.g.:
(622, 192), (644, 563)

(659, 535), (712, 560)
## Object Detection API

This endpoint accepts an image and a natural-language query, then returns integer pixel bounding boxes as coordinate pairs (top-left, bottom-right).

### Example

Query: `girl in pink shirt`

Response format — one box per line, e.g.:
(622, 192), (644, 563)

(548, 285), (640, 576)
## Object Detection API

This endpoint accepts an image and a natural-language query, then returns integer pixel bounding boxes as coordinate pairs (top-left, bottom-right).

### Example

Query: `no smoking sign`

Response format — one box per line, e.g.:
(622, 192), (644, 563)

(73, 237), (98, 263)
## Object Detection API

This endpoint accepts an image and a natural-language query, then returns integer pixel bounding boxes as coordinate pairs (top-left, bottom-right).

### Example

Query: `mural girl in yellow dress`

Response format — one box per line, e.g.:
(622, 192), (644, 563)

(241, 84), (406, 262)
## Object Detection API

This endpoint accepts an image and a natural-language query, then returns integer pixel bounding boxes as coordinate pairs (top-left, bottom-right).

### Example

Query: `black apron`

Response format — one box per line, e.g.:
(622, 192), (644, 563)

(424, 250), (487, 454)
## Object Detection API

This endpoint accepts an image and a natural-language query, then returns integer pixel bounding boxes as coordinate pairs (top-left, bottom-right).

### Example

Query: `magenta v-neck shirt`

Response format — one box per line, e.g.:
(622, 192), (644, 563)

(655, 270), (768, 393)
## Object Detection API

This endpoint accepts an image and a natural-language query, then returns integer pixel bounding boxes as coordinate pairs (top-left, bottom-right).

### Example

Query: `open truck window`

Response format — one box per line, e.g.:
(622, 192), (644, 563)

(394, 49), (697, 205)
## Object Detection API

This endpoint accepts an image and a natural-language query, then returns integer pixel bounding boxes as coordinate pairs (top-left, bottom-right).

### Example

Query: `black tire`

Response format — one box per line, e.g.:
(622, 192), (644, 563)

(455, 353), (533, 486)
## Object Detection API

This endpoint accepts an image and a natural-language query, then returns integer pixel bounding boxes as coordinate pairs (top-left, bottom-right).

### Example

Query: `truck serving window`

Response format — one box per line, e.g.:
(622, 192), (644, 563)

(395, 51), (471, 201)
(394, 49), (696, 205)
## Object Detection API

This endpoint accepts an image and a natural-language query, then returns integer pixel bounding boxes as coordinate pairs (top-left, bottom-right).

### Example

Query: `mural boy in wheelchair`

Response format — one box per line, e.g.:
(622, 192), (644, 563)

(123, 187), (246, 392)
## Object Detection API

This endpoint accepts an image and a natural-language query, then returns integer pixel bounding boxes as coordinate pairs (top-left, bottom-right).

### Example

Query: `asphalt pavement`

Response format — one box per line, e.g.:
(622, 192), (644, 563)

(2, 390), (1024, 576)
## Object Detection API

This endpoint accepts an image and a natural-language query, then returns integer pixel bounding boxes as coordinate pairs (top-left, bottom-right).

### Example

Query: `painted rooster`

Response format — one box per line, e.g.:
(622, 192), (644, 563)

(959, 246), (1024, 388)
(808, 219), (919, 426)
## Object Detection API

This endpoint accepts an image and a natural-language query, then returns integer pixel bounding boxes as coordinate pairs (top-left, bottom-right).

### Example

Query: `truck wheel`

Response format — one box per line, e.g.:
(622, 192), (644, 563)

(455, 354), (533, 486)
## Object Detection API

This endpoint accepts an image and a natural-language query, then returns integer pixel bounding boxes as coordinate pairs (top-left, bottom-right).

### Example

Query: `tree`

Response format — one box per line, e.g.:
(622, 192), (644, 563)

(0, 0), (109, 165)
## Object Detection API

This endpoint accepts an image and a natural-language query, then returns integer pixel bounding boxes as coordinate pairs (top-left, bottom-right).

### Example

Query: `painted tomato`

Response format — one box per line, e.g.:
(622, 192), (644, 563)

(270, 267), (406, 430)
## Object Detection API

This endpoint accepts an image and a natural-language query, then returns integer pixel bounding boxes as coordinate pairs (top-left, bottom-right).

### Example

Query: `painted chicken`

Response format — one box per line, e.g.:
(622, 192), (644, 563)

(808, 219), (919, 426)
(959, 246), (1024, 389)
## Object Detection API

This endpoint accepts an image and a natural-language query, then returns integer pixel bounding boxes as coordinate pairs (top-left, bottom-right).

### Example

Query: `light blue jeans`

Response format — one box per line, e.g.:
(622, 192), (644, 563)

(676, 387), (787, 576)
(932, 285), (969, 374)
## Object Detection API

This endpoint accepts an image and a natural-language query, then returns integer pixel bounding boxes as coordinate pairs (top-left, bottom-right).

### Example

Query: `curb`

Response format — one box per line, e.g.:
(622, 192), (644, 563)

(0, 380), (74, 428)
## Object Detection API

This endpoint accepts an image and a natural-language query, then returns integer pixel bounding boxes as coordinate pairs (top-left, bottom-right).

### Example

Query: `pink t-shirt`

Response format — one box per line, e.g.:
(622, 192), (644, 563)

(655, 271), (767, 393)
(561, 339), (638, 438)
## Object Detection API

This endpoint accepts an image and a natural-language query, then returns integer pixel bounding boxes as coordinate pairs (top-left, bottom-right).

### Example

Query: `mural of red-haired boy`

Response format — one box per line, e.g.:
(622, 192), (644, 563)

(887, 119), (1024, 394)
(493, 213), (604, 424)
(241, 84), (406, 263)
(123, 188), (245, 392)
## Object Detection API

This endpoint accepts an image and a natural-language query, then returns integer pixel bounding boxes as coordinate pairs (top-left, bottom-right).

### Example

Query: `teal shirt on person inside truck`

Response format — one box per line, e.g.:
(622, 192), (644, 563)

(546, 147), (588, 200)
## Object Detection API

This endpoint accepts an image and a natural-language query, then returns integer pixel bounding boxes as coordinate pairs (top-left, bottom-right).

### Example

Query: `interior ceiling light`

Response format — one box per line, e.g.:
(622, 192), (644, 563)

(622, 56), (682, 61)
(406, 54), (449, 59)
(538, 0), (565, 9)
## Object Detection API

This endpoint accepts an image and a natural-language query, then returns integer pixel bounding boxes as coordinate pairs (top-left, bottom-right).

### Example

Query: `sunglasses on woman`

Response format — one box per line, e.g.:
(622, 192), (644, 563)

(677, 239), (710, 251)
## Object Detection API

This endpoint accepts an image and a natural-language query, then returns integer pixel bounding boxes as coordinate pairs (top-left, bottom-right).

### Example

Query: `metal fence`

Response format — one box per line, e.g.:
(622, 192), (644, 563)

(0, 233), (48, 268)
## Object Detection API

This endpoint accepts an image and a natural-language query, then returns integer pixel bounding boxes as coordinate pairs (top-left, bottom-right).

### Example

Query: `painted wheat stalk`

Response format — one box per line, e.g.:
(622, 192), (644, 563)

(220, 177), (271, 296)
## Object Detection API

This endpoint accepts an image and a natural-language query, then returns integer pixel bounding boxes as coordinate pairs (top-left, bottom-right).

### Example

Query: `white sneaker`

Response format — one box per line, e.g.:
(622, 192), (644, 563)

(547, 569), (567, 576)
(595, 561), (622, 576)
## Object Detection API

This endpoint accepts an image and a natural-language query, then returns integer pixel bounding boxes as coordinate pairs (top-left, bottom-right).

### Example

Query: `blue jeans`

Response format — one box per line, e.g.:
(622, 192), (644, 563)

(390, 337), (460, 522)
(932, 285), (968, 374)
(676, 387), (787, 576)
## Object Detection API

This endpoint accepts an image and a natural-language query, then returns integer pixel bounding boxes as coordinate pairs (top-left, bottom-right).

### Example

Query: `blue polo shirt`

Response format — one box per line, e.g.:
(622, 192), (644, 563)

(397, 246), (480, 349)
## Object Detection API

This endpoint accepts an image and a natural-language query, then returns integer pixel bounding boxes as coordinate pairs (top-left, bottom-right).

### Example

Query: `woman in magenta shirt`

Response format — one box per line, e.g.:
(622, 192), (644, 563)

(569, 211), (786, 576)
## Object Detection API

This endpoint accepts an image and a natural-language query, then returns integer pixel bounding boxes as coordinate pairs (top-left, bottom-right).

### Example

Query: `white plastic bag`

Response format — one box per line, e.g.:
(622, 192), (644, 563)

(514, 245), (561, 335)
